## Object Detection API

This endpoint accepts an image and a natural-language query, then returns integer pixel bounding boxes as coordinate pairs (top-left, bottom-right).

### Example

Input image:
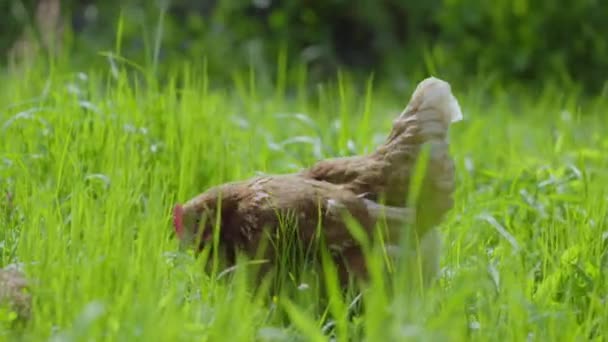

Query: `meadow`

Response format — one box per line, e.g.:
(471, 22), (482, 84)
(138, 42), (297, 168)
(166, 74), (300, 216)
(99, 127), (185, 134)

(1, 57), (607, 341)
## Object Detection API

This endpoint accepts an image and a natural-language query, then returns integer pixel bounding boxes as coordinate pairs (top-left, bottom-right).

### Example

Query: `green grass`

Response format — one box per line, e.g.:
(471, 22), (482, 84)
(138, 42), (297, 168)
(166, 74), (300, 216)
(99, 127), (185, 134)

(1, 59), (607, 341)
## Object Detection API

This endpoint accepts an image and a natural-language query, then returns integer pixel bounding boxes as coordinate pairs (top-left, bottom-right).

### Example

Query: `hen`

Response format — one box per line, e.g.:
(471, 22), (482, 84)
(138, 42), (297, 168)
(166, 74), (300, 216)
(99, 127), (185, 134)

(173, 76), (462, 285)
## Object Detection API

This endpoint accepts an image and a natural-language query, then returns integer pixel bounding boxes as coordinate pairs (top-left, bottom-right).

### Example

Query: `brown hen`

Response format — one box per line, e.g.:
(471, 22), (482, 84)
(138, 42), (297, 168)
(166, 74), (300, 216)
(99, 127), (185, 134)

(173, 76), (462, 286)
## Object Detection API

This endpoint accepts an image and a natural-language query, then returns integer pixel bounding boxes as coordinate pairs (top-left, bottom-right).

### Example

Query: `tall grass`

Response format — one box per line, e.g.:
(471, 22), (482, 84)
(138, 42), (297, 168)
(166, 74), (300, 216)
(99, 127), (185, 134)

(1, 58), (607, 341)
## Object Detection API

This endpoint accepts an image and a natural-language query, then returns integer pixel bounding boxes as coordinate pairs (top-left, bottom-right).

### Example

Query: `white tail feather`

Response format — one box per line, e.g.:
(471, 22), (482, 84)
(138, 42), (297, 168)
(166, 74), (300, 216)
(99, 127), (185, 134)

(407, 76), (464, 123)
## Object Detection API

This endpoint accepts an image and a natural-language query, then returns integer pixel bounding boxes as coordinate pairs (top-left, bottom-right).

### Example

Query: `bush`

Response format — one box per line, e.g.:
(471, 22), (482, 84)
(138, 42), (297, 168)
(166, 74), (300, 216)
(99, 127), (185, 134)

(2, 0), (607, 91)
(433, 0), (608, 89)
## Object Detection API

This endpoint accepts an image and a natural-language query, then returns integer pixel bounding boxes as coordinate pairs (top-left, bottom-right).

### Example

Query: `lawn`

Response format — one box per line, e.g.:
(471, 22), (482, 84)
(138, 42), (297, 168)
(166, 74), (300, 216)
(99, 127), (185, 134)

(1, 59), (607, 341)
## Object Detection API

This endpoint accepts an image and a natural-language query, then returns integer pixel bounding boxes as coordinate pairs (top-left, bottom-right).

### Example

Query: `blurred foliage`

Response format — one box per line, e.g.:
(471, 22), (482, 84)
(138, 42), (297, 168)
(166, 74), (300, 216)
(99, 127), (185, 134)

(0, 1), (32, 56)
(434, 0), (608, 89)
(1, 0), (607, 91)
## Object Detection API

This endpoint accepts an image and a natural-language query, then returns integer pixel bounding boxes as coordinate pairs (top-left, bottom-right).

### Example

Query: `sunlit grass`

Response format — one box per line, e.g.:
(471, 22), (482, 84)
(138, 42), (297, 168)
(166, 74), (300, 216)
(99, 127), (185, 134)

(1, 58), (607, 341)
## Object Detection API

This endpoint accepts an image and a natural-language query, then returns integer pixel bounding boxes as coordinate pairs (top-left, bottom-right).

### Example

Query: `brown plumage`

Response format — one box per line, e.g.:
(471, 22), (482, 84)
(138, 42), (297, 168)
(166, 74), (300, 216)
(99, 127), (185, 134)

(300, 76), (462, 233)
(172, 76), (462, 285)
(173, 175), (413, 282)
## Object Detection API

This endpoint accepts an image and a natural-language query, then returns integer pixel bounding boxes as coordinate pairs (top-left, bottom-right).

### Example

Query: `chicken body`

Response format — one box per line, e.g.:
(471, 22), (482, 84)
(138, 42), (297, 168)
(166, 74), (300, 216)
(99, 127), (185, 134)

(173, 76), (463, 286)
(174, 174), (413, 282)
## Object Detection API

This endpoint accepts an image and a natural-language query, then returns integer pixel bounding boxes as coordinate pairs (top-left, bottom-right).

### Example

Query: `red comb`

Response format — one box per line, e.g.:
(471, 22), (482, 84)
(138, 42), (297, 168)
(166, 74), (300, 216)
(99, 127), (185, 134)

(173, 204), (184, 238)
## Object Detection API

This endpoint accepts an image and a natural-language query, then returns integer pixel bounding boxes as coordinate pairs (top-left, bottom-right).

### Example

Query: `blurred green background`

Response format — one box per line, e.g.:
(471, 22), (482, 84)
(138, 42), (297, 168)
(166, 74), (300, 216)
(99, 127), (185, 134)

(2, 0), (607, 91)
